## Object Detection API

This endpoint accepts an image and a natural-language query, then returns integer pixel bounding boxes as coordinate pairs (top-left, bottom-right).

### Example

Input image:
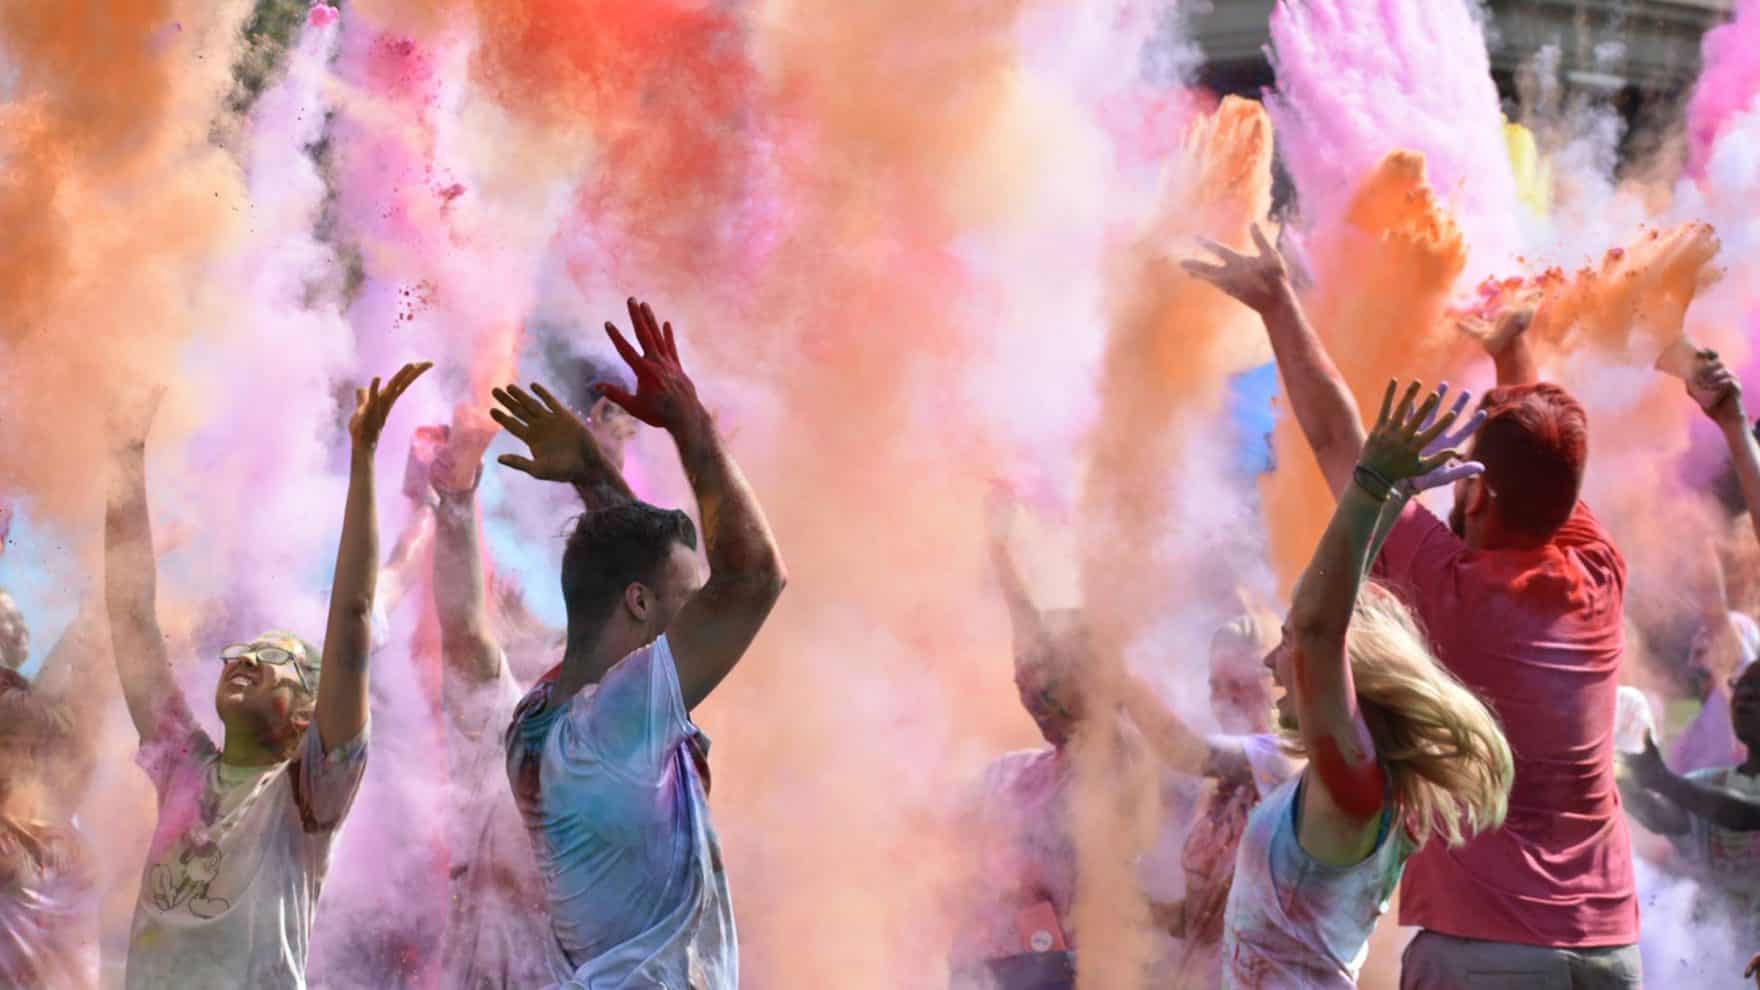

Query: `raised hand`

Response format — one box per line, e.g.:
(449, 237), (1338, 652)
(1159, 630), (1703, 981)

(349, 362), (432, 451)
(491, 383), (594, 483)
(1688, 348), (1746, 429)
(1180, 223), (1292, 314)
(490, 383), (629, 513)
(1456, 295), (1538, 358)
(601, 297), (706, 434)
(1402, 383), (1488, 496)
(434, 405), (499, 493)
(1358, 380), (1485, 497)
(402, 425), (449, 502)
(1622, 732), (1672, 794)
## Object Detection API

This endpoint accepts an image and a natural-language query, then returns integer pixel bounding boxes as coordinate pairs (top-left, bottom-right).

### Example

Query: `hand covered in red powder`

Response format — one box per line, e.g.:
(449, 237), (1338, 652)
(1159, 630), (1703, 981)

(1688, 348), (1747, 429)
(1181, 223), (1292, 315)
(349, 362), (431, 452)
(601, 298), (706, 436)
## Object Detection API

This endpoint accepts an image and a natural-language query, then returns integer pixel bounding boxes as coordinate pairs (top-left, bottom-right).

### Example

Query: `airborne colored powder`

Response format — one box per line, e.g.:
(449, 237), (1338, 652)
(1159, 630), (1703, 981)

(3, 0), (1760, 988)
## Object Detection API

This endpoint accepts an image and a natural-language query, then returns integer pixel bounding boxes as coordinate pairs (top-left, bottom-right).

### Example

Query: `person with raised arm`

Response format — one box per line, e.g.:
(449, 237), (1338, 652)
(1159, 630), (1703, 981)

(426, 405), (569, 990)
(104, 363), (429, 989)
(1187, 229), (1641, 988)
(1615, 352), (1760, 961)
(949, 487), (1206, 990)
(1219, 379), (1512, 988)
(500, 298), (786, 990)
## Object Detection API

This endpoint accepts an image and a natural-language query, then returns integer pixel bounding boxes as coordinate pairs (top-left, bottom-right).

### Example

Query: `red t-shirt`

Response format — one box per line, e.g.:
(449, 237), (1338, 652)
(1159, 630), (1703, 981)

(1372, 501), (1638, 948)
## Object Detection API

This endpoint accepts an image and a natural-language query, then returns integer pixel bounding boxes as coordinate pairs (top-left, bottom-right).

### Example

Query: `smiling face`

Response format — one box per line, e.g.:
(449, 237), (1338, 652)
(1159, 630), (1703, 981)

(212, 635), (317, 749)
(1263, 629), (1299, 733)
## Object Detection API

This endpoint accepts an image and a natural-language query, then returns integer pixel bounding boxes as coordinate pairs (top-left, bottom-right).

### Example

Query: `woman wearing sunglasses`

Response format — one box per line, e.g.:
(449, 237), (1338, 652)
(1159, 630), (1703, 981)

(103, 363), (429, 989)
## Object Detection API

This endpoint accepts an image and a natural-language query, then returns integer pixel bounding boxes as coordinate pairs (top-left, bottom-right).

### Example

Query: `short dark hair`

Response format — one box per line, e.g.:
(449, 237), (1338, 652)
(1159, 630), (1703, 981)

(561, 502), (698, 628)
(1475, 383), (1588, 541)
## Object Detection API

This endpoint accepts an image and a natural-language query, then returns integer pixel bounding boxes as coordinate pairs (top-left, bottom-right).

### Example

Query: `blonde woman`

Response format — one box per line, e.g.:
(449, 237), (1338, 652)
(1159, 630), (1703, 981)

(1222, 381), (1515, 988)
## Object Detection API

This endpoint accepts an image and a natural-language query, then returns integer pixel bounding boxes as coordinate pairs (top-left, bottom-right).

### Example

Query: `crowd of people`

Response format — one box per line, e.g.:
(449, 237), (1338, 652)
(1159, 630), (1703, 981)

(0, 251), (1758, 990)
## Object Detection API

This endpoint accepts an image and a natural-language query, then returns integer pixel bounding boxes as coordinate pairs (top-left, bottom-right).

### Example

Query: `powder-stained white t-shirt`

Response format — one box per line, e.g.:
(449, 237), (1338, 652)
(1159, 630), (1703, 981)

(441, 656), (551, 989)
(505, 636), (734, 990)
(125, 706), (367, 990)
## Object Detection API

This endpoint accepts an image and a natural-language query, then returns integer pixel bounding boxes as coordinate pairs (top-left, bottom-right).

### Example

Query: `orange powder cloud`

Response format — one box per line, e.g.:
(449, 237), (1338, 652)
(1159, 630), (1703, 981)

(1260, 151), (1468, 590)
(0, 1), (252, 524)
(1074, 95), (1275, 988)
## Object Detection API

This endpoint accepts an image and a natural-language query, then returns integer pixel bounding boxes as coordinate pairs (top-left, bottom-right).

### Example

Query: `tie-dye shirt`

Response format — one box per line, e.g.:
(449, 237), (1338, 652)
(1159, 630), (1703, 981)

(505, 636), (733, 990)
(1220, 774), (1411, 989)
(125, 708), (368, 989)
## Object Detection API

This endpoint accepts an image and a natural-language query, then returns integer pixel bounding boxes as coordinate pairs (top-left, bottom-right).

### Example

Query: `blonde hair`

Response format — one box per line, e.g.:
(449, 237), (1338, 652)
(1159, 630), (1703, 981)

(1292, 582), (1514, 849)
(1212, 606), (1281, 660)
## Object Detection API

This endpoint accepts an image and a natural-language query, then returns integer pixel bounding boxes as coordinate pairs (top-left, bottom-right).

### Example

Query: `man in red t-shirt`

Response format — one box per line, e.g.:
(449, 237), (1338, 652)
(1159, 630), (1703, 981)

(1185, 228), (1641, 988)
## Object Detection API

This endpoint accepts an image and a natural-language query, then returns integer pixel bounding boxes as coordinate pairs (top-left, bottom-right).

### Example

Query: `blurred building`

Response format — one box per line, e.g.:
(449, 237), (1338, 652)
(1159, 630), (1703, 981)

(1188, 0), (1735, 136)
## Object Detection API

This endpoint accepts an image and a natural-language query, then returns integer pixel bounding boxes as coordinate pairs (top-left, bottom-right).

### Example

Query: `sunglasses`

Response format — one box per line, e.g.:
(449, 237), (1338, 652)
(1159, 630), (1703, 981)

(219, 644), (312, 694)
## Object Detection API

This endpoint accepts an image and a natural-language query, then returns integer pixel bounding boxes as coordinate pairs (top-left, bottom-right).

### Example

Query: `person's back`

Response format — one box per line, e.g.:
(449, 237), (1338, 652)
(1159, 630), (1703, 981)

(1375, 499), (1634, 946)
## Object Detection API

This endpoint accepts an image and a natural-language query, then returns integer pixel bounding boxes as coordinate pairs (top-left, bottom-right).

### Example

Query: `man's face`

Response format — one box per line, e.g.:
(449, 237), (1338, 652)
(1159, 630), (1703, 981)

(1210, 642), (1274, 735)
(0, 594), (28, 670)
(213, 641), (312, 736)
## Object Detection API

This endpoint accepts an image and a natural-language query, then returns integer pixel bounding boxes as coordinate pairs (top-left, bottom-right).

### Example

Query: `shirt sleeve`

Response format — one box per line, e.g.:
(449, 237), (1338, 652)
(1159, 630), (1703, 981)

(560, 636), (691, 779)
(1550, 502), (1626, 592)
(291, 722), (369, 833)
(134, 696), (213, 801)
(1369, 501), (1465, 607)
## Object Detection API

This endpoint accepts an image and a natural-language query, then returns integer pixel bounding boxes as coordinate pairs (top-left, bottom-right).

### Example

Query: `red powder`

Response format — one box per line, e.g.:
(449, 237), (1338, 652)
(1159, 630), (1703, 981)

(1312, 735), (1386, 821)
(366, 35), (436, 103)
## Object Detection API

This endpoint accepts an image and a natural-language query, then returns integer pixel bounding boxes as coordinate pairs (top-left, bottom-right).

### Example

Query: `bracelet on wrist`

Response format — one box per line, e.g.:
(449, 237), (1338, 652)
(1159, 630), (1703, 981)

(1353, 464), (1393, 503)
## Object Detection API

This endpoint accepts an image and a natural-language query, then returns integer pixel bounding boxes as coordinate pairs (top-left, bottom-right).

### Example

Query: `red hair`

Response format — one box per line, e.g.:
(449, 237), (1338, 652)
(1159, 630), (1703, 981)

(1474, 383), (1588, 541)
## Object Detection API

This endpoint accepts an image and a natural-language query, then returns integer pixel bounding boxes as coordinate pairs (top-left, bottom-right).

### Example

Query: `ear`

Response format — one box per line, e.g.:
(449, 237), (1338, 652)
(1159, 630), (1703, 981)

(1465, 476), (1494, 517)
(623, 582), (651, 622)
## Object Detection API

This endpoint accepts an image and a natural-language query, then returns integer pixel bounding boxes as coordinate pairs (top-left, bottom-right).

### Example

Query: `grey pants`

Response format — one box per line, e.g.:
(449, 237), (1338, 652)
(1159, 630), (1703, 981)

(1401, 931), (1643, 990)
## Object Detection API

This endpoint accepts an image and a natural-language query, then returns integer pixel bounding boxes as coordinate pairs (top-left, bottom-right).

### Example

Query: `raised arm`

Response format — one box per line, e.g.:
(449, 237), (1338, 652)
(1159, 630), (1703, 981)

(1616, 769), (1691, 837)
(1286, 381), (1478, 864)
(1184, 224), (1364, 498)
(984, 487), (1052, 663)
(429, 412), (502, 685)
(31, 581), (111, 797)
(104, 393), (192, 742)
(1691, 351), (1760, 549)
(1625, 733), (1760, 832)
(315, 362), (430, 753)
(601, 299), (787, 710)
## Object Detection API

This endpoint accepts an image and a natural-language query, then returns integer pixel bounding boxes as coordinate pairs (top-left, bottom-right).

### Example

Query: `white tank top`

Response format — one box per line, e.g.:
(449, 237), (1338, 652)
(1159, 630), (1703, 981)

(1219, 773), (1411, 988)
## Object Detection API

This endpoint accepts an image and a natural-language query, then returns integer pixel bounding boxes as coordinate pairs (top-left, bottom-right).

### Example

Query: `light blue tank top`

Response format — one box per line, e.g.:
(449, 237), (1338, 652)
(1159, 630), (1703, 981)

(1219, 773), (1411, 988)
